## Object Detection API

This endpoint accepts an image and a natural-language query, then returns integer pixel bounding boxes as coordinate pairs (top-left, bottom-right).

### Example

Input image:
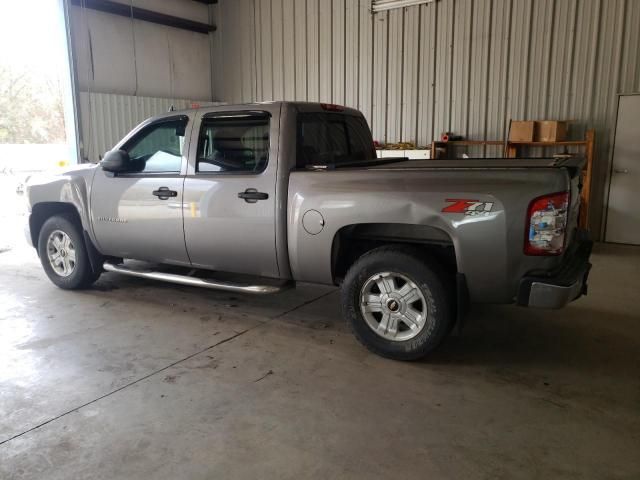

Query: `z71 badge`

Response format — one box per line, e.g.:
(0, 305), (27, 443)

(442, 199), (494, 216)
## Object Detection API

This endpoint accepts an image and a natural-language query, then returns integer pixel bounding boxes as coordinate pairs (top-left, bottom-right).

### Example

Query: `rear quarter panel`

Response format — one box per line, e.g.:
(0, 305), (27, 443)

(288, 167), (570, 303)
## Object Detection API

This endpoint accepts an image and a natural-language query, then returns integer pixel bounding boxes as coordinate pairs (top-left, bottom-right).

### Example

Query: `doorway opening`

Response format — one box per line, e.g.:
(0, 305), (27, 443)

(0, 0), (77, 253)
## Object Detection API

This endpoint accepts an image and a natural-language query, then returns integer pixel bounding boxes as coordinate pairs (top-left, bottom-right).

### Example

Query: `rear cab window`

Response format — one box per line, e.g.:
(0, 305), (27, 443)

(296, 110), (376, 169)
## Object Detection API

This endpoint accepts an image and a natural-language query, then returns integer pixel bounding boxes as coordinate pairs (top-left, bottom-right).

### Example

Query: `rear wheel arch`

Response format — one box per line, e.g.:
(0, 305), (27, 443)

(331, 223), (458, 284)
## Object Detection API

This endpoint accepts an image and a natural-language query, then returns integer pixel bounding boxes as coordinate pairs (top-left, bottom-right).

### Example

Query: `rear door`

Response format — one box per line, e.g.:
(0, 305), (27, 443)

(182, 107), (280, 278)
(90, 115), (192, 265)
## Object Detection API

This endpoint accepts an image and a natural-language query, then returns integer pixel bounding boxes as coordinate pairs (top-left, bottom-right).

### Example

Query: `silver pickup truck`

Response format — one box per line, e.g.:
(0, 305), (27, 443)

(25, 101), (592, 360)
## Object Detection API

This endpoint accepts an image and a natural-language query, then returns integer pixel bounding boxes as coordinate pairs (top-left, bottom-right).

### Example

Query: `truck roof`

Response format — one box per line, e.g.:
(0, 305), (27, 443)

(150, 101), (363, 120)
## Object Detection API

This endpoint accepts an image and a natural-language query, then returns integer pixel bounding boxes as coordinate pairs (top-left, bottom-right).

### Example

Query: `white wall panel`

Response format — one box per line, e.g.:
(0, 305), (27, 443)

(546, 0), (577, 121)
(294, 0), (308, 100)
(433, 0), (453, 137)
(416, 2), (436, 146)
(283, 0), (296, 99)
(306, 0), (320, 101)
(357, 0), (373, 127)
(401, 5), (419, 142)
(319, 3), (333, 102)
(332, 0), (346, 105)
(372, 10), (389, 141)
(345, 0), (359, 108)
(450, 0), (471, 136)
(386, 9), (403, 142)
(70, 2), (212, 100)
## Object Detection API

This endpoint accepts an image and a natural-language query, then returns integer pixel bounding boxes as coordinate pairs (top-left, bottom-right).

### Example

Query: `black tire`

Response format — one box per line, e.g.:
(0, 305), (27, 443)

(341, 246), (453, 361)
(37, 214), (100, 290)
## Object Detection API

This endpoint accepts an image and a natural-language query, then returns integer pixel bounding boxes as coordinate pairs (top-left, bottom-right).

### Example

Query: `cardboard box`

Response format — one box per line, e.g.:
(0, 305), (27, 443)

(509, 121), (535, 142)
(535, 121), (568, 142)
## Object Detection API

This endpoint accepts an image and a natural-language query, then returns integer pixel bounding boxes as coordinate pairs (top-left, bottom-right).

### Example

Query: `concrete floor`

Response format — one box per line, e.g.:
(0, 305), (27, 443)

(0, 241), (639, 479)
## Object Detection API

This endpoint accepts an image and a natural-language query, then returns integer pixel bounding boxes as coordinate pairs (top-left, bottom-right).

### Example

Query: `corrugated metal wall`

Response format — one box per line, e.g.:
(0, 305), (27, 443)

(78, 92), (219, 162)
(213, 0), (640, 236)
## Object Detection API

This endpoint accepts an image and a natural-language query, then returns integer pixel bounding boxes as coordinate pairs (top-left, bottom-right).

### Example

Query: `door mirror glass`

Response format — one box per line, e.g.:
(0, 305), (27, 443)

(101, 149), (131, 173)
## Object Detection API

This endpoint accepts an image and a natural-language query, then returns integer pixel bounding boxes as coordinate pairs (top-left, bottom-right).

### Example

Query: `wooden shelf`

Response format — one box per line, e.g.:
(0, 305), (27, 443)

(432, 140), (504, 146)
(507, 140), (587, 146)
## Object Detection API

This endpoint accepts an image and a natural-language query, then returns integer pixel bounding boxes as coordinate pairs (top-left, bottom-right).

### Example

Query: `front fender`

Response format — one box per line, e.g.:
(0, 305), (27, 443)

(26, 165), (98, 243)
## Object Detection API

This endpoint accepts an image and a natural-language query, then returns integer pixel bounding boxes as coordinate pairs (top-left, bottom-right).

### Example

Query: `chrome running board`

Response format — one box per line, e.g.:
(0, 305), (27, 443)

(103, 262), (294, 295)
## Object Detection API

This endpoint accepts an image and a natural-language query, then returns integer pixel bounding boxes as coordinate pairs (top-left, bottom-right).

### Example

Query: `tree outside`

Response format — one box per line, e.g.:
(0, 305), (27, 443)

(0, 0), (69, 148)
(0, 65), (67, 145)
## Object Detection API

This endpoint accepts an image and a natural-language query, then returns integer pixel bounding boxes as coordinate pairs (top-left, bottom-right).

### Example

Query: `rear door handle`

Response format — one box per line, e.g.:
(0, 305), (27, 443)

(238, 188), (269, 203)
(152, 187), (178, 199)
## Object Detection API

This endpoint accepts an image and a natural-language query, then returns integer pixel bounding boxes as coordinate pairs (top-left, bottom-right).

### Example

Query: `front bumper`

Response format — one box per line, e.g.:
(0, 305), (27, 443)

(517, 231), (593, 309)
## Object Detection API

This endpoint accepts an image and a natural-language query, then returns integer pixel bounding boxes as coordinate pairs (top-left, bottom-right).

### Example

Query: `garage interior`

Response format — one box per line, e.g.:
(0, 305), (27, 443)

(1, 0), (639, 478)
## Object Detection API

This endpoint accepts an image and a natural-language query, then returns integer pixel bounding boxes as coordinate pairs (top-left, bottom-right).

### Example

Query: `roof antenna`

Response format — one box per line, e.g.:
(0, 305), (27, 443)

(168, 104), (175, 112)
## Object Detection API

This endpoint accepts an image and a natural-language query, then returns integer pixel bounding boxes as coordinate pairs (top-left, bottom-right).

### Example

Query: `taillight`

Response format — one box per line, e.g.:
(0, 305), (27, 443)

(524, 192), (569, 255)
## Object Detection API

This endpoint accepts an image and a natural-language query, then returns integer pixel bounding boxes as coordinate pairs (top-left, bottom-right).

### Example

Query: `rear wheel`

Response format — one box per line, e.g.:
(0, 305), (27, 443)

(341, 246), (453, 361)
(37, 215), (100, 289)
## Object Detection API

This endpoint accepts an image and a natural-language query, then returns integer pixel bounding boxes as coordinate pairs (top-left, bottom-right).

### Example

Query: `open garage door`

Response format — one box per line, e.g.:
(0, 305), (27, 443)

(0, 0), (78, 251)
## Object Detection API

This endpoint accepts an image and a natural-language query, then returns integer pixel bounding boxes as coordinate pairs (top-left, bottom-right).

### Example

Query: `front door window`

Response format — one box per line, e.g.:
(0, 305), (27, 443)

(124, 119), (188, 173)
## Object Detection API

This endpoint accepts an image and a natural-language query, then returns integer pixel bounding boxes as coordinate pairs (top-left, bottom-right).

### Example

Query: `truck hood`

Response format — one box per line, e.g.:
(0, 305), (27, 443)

(27, 162), (98, 188)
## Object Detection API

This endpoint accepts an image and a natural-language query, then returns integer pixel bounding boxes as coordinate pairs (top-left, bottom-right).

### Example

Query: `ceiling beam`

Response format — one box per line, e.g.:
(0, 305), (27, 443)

(70, 0), (216, 34)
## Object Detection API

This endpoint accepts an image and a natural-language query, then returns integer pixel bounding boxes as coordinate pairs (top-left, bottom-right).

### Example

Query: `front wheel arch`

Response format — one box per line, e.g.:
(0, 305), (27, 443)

(30, 202), (104, 276)
(29, 202), (83, 250)
(37, 214), (101, 289)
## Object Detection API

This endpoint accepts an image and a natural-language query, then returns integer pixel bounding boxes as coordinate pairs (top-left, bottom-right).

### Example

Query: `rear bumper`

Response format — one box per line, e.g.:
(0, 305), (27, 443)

(517, 231), (593, 309)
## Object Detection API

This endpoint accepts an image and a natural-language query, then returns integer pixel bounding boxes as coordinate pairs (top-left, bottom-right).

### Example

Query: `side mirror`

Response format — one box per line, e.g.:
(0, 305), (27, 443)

(101, 149), (130, 173)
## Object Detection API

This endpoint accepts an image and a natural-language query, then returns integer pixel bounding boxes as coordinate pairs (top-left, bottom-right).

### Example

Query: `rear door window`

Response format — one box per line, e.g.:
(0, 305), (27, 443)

(196, 114), (270, 174)
(296, 113), (375, 168)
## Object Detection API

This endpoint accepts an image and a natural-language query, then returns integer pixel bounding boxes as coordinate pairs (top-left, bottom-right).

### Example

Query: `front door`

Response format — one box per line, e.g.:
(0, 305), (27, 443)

(606, 95), (640, 245)
(90, 116), (192, 265)
(182, 110), (279, 278)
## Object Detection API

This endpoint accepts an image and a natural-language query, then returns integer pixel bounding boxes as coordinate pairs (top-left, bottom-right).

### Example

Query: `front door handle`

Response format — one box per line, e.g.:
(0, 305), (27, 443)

(613, 168), (629, 174)
(152, 187), (178, 200)
(238, 188), (269, 203)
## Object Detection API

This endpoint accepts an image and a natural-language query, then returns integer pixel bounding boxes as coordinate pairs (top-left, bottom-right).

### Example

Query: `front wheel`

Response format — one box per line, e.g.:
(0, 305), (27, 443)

(341, 246), (453, 361)
(37, 215), (100, 289)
